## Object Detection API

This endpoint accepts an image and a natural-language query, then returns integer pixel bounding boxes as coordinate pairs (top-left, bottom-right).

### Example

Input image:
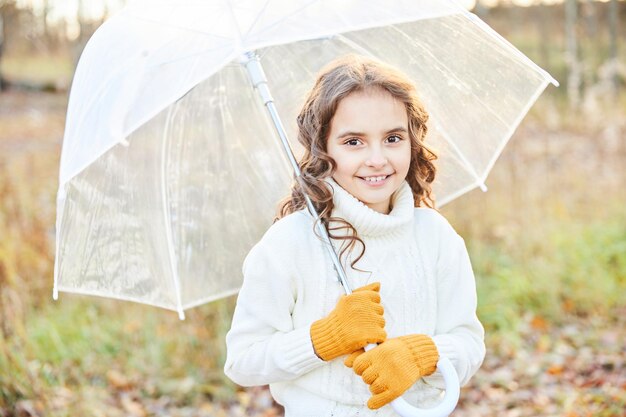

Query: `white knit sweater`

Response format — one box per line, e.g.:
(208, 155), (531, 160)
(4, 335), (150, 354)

(224, 179), (485, 417)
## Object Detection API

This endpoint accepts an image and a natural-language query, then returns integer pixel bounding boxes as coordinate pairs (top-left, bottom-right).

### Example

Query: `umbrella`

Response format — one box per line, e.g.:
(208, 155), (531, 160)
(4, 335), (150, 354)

(53, 1), (558, 415)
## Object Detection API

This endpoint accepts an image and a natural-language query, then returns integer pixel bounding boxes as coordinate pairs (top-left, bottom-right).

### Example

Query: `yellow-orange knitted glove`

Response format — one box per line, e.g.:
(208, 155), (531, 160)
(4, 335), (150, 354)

(310, 282), (386, 361)
(344, 334), (439, 410)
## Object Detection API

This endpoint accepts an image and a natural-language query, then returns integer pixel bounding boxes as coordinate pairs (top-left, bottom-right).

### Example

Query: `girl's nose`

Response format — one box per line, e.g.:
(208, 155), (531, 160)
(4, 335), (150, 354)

(366, 148), (388, 168)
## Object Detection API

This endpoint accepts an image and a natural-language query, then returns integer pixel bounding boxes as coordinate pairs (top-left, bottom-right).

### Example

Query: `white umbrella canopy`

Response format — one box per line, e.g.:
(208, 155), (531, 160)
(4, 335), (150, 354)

(54, 0), (557, 318)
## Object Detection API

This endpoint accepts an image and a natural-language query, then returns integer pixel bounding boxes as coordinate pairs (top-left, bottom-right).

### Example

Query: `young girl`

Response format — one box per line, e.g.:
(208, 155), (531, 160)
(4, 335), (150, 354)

(224, 54), (485, 416)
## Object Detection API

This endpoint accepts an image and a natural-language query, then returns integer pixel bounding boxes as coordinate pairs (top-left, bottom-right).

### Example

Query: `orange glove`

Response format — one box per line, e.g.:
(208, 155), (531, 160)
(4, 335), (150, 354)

(310, 282), (386, 361)
(345, 334), (439, 410)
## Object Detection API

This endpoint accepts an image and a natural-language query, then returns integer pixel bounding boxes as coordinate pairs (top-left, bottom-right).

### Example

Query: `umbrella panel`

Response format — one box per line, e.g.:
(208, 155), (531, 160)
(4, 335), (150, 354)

(56, 64), (292, 311)
(56, 15), (555, 312)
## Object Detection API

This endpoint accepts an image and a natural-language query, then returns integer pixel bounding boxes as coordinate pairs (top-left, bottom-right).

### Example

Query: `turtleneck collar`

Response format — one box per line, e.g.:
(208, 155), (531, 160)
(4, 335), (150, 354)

(323, 177), (415, 240)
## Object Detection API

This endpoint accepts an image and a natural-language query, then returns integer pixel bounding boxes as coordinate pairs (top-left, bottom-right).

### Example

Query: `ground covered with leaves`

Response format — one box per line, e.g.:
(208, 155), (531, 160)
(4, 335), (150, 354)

(11, 309), (625, 417)
(456, 310), (626, 417)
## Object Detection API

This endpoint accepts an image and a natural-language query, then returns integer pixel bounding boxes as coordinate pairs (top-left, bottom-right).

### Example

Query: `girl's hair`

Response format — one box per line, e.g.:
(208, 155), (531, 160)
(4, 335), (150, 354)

(274, 54), (438, 271)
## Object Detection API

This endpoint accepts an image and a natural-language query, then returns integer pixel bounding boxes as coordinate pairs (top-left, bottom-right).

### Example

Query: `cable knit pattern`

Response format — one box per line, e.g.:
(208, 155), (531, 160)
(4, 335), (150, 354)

(325, 177), (414, 242)
(224, 179), (485, 417)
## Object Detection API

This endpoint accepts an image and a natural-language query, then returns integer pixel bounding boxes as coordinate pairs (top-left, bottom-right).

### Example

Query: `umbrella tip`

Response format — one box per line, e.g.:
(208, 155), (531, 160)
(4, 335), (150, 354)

(479, 183), (488, 192)
(178, 310), (185, 320)
(53, 287), (58, 300)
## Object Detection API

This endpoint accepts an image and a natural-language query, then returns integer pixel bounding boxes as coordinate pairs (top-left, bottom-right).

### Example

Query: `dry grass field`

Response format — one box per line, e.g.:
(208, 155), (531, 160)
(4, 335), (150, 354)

(0, 87), (624, 416)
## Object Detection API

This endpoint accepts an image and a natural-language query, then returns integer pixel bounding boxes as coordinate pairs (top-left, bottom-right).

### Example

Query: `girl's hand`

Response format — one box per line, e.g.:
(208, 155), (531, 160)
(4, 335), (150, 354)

(344, 334), (439, 410)
(310, 282), (386, 361)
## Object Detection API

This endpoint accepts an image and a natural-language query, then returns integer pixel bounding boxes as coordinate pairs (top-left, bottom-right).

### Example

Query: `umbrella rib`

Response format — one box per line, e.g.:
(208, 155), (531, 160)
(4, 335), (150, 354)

(160, 101), (186, 320)
(63, 57), (141, 179)
(437, 76), (555, 207)
(181, 288), (240, 311)
(462, 12), (559, 86)
(76, 181), (105, 283)
(129, 15), (234, 42)
(222, 0), (244, 50)
(146, 44), (232, 70)
(54, 285), (185, 313)
(435, 126), (488, 192)
(334, 34), (377, 58)
(276, 47), (315, 81)
(241, 0), (272, 40)
(126, 2), (235, 42)
(128, 7), (235, 69)
(217, 71), (256, 241)
(241, 0), (321, 41)
(478, 78), (554, 193)
(437, 181), (484, 208)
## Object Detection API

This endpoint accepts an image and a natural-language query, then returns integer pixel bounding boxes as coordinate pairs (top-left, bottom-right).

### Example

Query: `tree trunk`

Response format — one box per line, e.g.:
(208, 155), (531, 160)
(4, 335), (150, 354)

(582, 0), (598, 39)
(73, 0), (86, 67)
(474, 0), (489, 19)
(0, 5), (5, 91)
(565, 0), (581, 109)
(608, 0), (619, 99)
(537, 0), (550, 69)
(42, 0), (49, 38)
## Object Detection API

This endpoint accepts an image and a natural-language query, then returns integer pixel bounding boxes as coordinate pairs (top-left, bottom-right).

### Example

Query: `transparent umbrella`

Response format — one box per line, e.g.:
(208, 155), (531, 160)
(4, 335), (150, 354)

(54, 1), (557, 415)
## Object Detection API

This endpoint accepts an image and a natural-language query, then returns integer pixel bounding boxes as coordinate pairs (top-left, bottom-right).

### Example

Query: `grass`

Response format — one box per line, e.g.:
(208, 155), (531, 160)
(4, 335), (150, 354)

(1, 292), (238, 410)
(1, 89), (625, 414)
(0, 53), (75, 89)
(469, 207), (626, 343)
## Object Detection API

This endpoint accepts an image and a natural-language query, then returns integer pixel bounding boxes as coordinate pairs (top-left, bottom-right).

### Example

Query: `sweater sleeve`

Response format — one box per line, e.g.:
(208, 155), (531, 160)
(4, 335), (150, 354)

(223, 226), (325, 387)
(423, 229), (485, 389)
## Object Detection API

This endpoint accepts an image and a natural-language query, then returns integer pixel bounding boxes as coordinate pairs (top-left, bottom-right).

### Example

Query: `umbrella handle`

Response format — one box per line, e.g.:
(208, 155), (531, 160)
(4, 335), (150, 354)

(363, 344), (460, 417)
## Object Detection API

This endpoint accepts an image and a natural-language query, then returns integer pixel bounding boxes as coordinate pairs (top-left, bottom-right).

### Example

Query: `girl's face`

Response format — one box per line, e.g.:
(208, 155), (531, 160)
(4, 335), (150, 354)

(326, 88), (411, 214)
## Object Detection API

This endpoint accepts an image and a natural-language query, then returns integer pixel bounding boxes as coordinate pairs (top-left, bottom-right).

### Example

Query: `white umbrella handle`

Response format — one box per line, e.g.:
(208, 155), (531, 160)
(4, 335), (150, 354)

(363, 344), (460, 417)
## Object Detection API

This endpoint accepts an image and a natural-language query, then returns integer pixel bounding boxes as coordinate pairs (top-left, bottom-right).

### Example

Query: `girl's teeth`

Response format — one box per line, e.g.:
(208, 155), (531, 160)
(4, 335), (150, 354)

(364, 175), (387, 182)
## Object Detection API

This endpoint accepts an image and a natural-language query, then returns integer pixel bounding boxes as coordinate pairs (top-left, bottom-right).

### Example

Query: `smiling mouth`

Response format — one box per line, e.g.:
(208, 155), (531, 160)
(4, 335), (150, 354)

(358, 174), (393, 183)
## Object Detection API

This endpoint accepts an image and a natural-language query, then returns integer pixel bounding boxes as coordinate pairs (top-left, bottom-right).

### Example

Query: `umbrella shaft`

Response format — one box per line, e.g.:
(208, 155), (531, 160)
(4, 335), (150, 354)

(241, 52), (352, 294)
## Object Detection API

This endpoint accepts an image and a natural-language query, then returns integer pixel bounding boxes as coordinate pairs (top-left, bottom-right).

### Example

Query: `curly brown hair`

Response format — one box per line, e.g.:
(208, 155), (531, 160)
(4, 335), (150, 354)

(275, 54), (437, 271)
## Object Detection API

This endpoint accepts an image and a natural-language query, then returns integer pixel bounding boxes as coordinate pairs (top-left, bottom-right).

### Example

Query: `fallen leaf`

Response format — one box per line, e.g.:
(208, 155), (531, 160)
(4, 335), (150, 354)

(531, 315), (549, 331)
(107, 370), (133, 390)
(547, 364), (564, 375)
(120, 394), (146, 417)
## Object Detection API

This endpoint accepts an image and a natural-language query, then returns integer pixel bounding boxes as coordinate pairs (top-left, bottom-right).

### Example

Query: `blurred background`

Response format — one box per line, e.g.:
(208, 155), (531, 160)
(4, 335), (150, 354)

(0, 0), (624, 416)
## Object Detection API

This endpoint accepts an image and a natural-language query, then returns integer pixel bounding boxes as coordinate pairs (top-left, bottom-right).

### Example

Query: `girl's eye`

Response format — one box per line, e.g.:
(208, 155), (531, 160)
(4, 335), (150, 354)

(386, 135), (403, 143)
(345, 138), (362, 146)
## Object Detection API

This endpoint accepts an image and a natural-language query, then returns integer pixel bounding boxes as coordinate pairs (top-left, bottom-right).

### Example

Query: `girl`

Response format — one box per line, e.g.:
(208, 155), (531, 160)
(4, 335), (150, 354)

(224, 54), (485, 416)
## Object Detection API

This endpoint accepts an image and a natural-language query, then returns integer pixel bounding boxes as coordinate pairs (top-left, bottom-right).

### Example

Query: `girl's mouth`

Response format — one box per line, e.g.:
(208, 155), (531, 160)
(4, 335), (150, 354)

(358, 174), (392, 186)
